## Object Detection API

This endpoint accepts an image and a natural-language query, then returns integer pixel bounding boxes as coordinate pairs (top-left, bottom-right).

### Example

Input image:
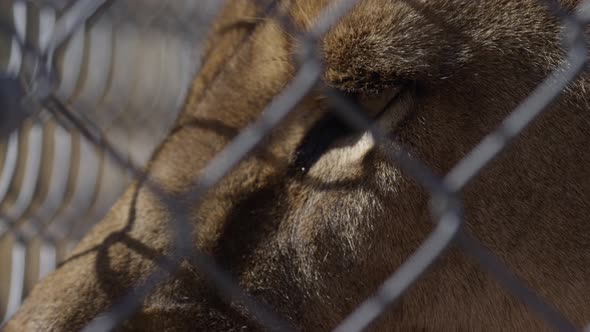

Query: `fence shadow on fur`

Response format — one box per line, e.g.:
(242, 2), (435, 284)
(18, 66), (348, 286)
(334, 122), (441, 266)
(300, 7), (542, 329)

(1, 0), (590, 331)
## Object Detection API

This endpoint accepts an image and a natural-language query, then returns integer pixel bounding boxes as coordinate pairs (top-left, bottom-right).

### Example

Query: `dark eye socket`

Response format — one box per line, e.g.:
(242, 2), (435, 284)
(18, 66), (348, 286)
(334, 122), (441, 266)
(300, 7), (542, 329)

(288, 110), (354, 177)
(287, 82), (407, 177)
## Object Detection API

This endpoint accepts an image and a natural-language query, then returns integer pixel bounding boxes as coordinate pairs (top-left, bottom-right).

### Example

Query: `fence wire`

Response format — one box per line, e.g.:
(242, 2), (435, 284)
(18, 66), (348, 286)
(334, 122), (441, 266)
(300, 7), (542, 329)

(0, 0), (589, 331)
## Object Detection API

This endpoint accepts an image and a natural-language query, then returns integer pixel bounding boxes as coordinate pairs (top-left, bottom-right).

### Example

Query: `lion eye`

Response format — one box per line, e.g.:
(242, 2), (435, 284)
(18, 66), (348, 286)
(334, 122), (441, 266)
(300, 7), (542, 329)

(288, 112), (353, 176)
(288, 84), (405, 177)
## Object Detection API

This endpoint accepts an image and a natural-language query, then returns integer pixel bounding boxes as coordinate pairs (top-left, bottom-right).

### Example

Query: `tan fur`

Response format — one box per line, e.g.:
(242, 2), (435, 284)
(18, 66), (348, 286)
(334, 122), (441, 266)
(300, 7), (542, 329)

(4, 0), (590, 330)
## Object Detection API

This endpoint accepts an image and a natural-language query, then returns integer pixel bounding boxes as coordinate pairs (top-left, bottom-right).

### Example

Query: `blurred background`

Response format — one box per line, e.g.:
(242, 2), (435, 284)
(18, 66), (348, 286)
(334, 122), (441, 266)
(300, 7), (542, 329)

(0, 0), (219, 321)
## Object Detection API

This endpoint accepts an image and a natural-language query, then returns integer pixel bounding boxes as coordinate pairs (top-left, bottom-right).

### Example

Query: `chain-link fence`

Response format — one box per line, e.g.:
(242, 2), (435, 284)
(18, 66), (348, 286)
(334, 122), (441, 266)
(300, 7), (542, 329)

(0, 0), (222, 322)
(0, 0), (589, 331)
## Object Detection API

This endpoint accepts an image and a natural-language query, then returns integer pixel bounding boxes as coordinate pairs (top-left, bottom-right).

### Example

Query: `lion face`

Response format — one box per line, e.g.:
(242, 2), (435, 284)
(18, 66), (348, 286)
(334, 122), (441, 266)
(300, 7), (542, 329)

(6, 0), (590, 331)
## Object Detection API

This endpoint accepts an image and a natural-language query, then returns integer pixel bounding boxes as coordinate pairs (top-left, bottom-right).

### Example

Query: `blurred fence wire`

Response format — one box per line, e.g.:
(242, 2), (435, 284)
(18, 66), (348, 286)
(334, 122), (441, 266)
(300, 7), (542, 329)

(0, 0), (589, 331)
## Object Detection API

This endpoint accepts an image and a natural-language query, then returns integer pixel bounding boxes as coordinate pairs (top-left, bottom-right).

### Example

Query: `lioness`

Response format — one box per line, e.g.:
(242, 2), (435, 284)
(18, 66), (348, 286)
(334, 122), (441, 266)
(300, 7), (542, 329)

(4, 0), (590, 330)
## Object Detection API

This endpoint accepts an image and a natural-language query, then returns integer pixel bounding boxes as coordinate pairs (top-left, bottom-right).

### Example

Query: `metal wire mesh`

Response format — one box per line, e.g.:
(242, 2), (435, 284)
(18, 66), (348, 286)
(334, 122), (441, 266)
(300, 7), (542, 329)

(0, 0), (217, 321)
(0, 0), (589, 331)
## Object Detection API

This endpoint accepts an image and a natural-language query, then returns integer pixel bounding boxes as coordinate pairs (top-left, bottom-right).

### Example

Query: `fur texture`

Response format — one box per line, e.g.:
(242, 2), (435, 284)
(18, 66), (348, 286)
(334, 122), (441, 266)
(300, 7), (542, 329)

(5, 0), (590, 330)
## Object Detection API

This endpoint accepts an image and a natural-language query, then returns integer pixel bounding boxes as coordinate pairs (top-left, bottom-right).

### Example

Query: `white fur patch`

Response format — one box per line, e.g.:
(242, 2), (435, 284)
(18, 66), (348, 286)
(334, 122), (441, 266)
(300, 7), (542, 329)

(307, 95), (411, 185)
(327, 132), (375, 165)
